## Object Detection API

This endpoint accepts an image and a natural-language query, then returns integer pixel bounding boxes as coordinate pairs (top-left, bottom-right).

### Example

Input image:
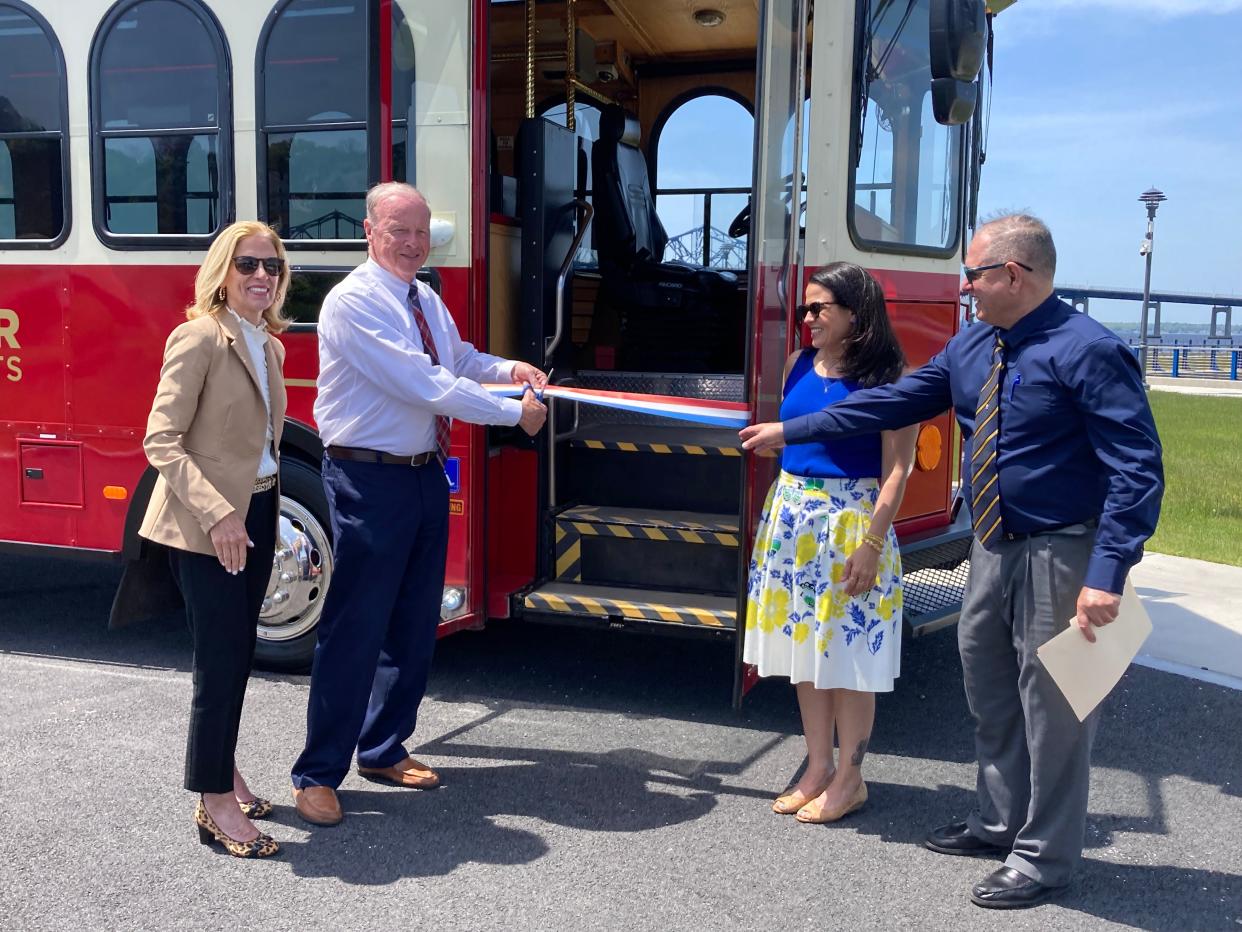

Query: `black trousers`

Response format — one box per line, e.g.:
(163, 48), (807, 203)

(170, 488), (278, 794)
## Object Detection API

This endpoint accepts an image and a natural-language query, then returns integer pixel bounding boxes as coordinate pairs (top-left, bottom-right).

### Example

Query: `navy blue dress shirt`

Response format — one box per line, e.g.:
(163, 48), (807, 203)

(783, 294), (1164, 594)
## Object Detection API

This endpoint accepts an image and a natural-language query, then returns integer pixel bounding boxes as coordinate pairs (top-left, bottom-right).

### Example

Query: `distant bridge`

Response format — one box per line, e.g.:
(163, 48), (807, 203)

(1055, 284), (1241, 308)
(1054, 284), (1238, 339)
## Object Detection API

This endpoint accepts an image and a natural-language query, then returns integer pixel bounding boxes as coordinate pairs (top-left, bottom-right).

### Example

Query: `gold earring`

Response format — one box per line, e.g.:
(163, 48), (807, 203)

(217, 286), (226, 302)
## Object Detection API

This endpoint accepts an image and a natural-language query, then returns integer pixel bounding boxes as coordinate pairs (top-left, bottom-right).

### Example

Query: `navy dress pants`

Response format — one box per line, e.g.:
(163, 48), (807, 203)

(290, 454), (449, 789)
(172, 487), (277, 793)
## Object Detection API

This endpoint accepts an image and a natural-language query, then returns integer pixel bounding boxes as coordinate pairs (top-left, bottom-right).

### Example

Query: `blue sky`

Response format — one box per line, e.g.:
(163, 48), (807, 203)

(651, 2), (1242, 324)
(979, 0), (1242, 322)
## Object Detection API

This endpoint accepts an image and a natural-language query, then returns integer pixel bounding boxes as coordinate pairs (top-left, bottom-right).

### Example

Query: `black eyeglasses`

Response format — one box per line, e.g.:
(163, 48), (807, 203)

(962, 260), (1033, 283)
(233, 256), (285, 276)
(795, 301), (842, 319)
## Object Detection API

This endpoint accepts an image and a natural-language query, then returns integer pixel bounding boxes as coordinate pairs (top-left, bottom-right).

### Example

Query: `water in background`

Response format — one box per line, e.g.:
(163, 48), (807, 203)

(1110, 328), (1237, 347)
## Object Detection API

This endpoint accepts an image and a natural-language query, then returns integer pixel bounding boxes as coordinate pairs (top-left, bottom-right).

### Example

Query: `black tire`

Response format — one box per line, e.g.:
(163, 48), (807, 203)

(253, 457), (333, 672)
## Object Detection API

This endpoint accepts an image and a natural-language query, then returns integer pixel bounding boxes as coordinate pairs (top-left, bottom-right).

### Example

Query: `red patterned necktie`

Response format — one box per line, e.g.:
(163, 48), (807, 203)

(407, 286), (451, 466)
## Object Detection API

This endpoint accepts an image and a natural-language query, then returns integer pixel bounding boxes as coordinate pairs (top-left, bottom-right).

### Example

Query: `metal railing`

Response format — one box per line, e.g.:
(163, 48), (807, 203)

(1138, 345), (1241, 380)
(656, 185), (750, 268)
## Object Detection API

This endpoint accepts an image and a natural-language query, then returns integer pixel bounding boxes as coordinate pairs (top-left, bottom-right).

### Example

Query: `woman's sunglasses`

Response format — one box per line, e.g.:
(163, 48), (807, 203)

(794, 301), (843, 319)
(233, 256), (285, 276)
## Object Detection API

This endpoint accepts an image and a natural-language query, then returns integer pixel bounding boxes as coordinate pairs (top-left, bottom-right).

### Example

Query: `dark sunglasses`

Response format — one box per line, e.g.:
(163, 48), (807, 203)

(962, 260), (1033, 283)
(233, 255), (285, 276)
(795, 301), (843, 319)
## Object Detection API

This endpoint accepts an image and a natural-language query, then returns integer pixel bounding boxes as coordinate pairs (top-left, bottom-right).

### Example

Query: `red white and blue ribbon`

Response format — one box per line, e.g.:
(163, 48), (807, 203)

(484, 383), (751, 428)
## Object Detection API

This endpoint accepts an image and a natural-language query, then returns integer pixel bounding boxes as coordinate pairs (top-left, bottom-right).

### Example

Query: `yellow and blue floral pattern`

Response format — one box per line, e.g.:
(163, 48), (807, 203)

(743, 471), (903, 691)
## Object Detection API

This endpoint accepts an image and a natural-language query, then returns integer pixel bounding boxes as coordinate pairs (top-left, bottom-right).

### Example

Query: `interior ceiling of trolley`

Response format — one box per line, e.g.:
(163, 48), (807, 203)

(490, 0), (762, 96)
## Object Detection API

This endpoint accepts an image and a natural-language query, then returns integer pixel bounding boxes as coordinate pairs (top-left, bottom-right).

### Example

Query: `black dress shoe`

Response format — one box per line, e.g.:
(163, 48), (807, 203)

(970, 866), (1063, 909)
(924, 821), (1010, 857)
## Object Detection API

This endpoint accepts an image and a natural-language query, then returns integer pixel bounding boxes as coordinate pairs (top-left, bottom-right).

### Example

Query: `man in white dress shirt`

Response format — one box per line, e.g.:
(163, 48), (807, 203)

(291, 182), (546, 826)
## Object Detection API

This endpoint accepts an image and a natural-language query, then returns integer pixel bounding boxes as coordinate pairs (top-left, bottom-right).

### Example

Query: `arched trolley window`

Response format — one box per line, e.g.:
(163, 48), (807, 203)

(89, 0), (233, 247)
(0, 1), (70, 247)
(652, 91), (754, 271)
(257, 0), (415, 245)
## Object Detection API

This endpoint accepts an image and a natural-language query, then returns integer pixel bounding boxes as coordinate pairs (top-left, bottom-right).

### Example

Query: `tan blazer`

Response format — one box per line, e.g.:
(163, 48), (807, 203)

(138, 311), (287, 557)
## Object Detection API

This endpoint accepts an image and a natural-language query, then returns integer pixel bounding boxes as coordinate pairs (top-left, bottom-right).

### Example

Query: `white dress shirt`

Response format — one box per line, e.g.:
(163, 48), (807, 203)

(314, 258), (522, 455)
(227, 308), (279, 478)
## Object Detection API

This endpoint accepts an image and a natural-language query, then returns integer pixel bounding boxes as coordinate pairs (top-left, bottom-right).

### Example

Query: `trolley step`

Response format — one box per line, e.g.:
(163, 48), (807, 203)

(570, 424), (742, 458)
(521, 581), (736, 633)
(554, 505), (739, 593)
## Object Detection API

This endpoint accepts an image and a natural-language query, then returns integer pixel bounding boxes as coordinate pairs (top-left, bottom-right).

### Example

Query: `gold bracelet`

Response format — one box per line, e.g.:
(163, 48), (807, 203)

(862, 533), (885, 553)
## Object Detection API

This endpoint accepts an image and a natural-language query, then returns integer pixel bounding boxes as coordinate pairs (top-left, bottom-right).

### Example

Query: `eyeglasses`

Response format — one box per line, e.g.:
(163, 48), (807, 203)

(962, 260), (1033, 283)
(232, 256), (285, 276)
(796, 301), (842, 321)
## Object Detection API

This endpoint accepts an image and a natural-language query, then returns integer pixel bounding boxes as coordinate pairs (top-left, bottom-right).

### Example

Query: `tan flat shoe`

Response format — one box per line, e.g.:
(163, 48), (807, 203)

(772, 774), (835, 815)
(795, 781), (868, 824)
(358, 756), (440, 789)
(293, 785), (343, 826)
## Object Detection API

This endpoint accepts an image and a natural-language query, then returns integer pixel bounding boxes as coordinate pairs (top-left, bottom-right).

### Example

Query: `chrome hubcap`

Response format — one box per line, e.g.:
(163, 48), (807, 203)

(258, 497), (332, 643)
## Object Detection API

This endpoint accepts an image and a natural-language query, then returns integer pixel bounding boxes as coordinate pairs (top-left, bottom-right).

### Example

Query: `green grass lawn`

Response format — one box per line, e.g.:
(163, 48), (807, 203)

(1146, 391), (1242, 566)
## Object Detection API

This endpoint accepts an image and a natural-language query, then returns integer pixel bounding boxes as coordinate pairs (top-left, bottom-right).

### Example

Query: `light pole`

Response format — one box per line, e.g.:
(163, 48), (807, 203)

(1137, 187), (1166, 385)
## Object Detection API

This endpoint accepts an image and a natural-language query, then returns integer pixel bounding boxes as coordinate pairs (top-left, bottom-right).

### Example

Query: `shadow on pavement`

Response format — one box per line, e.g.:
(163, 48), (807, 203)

(4, 551), (1241, 849)
(0, 553), (191, 671)
(1068, 858), (1242, 929)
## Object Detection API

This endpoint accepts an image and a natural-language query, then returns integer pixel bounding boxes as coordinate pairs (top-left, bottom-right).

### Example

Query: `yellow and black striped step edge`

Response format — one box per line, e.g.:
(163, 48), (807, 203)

(523, 590), (734, 628)
(573, 438), (741, 457)
(559, 505), (738, 534)
(554, 508), (739, 582)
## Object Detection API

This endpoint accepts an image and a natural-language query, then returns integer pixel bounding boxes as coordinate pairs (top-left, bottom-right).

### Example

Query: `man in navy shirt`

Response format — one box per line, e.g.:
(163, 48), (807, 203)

(740, 214), (1163, 908)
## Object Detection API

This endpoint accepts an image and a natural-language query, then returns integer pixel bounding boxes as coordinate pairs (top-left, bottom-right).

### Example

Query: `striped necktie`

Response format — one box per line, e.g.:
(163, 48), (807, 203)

(971, 334), (1005, 547)
(408, 286), (451, 466)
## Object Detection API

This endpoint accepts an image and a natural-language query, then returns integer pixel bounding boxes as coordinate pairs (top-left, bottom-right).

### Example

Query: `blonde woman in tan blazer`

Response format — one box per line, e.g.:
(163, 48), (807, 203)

(138, 220), (289, 859)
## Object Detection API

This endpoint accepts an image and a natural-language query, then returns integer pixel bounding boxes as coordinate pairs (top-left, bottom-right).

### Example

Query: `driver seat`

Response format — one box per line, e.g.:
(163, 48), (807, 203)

(590, 105), (741, 371)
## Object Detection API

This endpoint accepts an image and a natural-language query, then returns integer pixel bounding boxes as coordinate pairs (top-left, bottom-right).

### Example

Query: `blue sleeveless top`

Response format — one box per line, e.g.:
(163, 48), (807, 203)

(780, 349), (882, 479)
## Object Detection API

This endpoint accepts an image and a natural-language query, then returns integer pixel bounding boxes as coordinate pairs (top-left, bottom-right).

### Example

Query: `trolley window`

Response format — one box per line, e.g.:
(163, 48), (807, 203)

(849, 0), (962, 256)
(258, 0), (415, 244)
(89, 0), (232, 247)
(0, 2), (69, 247)
(653, 92), (753, 271)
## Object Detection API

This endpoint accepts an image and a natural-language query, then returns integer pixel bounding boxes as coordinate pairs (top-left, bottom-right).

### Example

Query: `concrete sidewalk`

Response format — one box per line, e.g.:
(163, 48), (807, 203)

(1148, 376), (1242, 397)
(1130, 552), (1242, 687)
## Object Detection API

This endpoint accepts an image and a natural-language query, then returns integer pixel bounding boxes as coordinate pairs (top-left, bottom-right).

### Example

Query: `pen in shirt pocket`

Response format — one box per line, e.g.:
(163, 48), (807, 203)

(1009, 372), (1022, 401)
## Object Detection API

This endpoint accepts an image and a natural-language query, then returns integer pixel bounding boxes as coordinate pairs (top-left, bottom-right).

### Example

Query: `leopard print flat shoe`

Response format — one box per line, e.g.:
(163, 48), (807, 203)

(238, 797), (273, 820)
(194, 799), (280, 859)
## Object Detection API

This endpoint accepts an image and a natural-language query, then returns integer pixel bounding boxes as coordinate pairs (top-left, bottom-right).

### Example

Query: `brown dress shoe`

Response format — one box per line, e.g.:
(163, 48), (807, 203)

(293, 785), (343, 826)
(357, 756), (440, 789)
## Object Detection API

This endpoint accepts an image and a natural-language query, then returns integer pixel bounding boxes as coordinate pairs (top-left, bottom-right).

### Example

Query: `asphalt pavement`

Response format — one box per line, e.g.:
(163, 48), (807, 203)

(1, 552), (1240, 932)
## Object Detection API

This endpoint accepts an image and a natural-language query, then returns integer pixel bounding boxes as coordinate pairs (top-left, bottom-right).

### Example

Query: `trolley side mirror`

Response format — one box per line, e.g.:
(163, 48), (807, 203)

(929, 0), (987, 82)
(931, 78), (978, 126)
(928, 0), (986, 125)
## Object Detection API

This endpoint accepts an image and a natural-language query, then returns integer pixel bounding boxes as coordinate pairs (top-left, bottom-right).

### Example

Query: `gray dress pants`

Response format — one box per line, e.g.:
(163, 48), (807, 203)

(958, 522), (1100, 888)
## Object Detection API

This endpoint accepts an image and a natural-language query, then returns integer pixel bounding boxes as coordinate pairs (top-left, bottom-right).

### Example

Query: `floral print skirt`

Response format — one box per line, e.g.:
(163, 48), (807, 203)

(743, 471), (903, 692)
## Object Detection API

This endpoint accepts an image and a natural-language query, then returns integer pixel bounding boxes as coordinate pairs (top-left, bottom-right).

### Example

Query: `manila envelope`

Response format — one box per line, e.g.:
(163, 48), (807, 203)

(1037, 578), (1153, 722)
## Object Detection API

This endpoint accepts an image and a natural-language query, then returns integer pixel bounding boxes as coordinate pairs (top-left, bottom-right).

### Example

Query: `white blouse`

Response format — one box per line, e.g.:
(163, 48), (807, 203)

(227, 308), (279, 479)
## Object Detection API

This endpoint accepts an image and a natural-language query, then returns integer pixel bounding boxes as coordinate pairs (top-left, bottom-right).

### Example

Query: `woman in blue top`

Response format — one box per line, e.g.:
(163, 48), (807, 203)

(743, 262), (916, 823)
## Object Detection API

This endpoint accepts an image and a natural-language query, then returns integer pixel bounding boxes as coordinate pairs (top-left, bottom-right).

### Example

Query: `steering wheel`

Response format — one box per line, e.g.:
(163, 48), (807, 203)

(727, 172), (806, 239)
(728, 202), (751, 238)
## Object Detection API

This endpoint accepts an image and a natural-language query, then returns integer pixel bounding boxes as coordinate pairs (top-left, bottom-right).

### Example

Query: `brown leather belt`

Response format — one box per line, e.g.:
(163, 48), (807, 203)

(326, 444), (437, 467)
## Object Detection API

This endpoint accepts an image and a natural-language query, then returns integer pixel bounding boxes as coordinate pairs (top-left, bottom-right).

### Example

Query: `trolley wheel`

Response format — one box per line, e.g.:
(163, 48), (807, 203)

(254, 458), (333, 672)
